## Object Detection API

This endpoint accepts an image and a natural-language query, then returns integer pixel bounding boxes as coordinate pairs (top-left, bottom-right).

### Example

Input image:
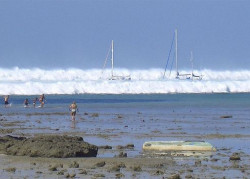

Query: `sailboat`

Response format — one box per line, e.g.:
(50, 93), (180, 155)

(163, 29), (203, 80)
(102, 40), (131, 80)
(189, 51), (203, 80)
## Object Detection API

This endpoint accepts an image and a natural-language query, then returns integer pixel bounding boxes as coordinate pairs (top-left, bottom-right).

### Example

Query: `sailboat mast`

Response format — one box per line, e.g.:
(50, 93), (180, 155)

(111, 40), (114, 77)
(190, 51), (194, 80)
(175, 29), (178, 78)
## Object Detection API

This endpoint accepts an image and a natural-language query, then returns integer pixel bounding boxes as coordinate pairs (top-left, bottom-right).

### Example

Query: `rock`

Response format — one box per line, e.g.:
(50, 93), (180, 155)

(220, 115), (233, 118)
(109, 165), (121, 172)
(115, 152), (127, 158)
(126, 144), (134, 149)
(69, 161), (79, 168)
(91, 113), (99, 117)
(118, 163), (126, 168)
(168, 174), (181, 179)
(98, 145), (112, 149)
(5, 167), (16, 173)
(64, 173), (70, 178)
(185, 174), (193, 178)
(57, 170), (64, 175)
(116, 145), (124, 149)
(230, 153), (241, 161)
(115, 173), (125, 178)
(0, 135), (98, 158)
(94, 173), (105, 177)
(195, 160), (202, 166)
(78, 169), (87, 175)
(70, 173), (76, 178)
(49, 166), (57, 171)
(0, 129), (14, 134)
(154, 170), (164, 175)
(116, 144), (134, 150)
(132, 166), (142, 172)
(154, 163), (164, 168)
(95, 161), (106, 167)
(211, 158), (219, 162)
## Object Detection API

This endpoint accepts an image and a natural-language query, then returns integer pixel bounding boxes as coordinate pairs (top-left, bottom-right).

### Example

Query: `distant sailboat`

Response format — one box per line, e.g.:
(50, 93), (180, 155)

(163, 29), (203, 80)
(102, 40), (131, 80)
(189, 51), (203, 80)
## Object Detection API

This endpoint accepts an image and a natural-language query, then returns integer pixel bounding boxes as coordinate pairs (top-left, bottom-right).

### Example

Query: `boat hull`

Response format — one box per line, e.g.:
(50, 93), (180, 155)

(143, 141), (216, 151)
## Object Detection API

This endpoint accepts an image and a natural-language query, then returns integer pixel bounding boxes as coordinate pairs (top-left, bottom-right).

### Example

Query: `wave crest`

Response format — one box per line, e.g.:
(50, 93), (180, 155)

(0, 67), (249, 94)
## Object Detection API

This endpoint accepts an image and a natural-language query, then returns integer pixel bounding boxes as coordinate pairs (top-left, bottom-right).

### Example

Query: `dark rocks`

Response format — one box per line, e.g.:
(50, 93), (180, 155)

(94, 173), (105, 177)
(78, 169), (87, 175)
(109, 165), (121, 172)
(211, 158), (219, 162)
(195, 160), (202, 166)
(220, 115), (233, 118)
(4, 167), (16, 173)
(91, 113), (99, 117)
(114, 152), (127, 158)
(98, 145), (112, 149)
(185, 174), (193, 178)
(115, 173), (125, 178)
(95, 161), (106, 167)
(57, 170), (65, 175)
(168, 173), (181, 179)
(0, 135), (98, 158)
(48, 165), (57, 171)
(132, 165), (142, 172)
(229, 153), (241, 161)
(69, 161), (79, 168)
(0, 128), (14, 134)
(116, 144), (134, 150)
(154, 170), (164, 175)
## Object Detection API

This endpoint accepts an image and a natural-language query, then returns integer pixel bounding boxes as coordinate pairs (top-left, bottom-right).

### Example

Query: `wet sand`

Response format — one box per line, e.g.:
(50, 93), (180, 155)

(0, 108), (250, 178)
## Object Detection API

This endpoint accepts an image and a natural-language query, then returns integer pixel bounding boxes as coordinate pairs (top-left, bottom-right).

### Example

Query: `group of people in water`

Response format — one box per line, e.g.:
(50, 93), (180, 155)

(4, 94), (46, 108)
(4, 94), (79, 121)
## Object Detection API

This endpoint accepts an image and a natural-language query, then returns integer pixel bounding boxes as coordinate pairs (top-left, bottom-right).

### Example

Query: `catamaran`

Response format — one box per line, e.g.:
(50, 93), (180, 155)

(102, 40), (131, 80)
(163, 29), (203, 80)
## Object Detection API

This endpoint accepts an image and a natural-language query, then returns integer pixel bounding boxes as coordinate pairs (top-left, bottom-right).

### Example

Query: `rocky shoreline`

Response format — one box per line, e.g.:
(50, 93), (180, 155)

(0, 135), (98, 158)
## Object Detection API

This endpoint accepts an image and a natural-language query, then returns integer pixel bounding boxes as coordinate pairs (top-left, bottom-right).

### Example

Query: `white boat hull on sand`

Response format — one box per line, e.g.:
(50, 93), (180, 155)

(143, 141), (216, 152)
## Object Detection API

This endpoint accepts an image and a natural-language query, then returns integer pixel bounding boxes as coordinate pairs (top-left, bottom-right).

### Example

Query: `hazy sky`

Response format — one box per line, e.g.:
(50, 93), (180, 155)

(0, 0), (249, 70)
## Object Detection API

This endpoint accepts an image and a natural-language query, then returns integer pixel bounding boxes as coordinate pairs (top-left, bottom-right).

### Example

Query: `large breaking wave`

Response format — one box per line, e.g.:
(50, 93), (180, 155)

(1, 67), (250, 94)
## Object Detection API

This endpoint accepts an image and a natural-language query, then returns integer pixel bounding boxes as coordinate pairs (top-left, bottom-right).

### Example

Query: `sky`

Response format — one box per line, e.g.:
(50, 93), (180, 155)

(0, 0), (249, 70)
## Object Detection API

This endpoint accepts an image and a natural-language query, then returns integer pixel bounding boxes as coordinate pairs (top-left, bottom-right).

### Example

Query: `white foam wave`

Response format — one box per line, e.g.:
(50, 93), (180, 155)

(0, 67), (250, 94)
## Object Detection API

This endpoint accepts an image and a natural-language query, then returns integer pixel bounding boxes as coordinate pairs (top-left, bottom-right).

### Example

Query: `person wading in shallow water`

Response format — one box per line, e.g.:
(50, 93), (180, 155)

(39, 94), (45, 107)
(4, 95), (9, 107)
(24, 98), (29, 107)
(69, 101), (78, 121)
(33, 97), (38, 107)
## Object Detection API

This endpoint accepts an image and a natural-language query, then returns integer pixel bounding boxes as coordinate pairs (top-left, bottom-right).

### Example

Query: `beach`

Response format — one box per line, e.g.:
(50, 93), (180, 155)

(0, 94), (249, 178)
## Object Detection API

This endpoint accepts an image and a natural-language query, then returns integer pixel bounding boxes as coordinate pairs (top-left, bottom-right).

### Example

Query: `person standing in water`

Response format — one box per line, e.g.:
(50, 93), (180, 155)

(69, 101), (78, 121)
(24, 98), (29, 107)
(39, 94), (45, 107)
(4, 95), (9, 107)
(33, 97), (38, 107)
